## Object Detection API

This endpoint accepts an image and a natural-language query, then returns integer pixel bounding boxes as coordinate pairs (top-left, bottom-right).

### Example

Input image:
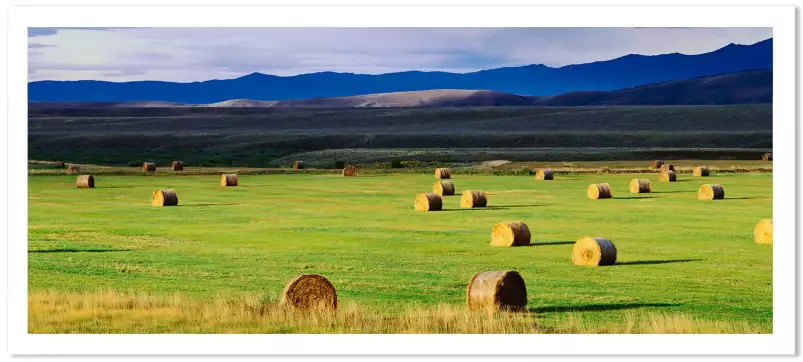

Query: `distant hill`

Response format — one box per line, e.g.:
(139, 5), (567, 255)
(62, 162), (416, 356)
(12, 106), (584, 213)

(271, 89), (536, 108)
(29, 70), (771, 108)
(531, 69), (771, 106)
(28, 38), (772, 103)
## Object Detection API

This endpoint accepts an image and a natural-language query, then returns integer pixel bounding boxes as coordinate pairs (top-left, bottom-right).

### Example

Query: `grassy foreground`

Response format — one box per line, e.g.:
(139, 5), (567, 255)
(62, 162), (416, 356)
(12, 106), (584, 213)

(28, 171), (772, 333)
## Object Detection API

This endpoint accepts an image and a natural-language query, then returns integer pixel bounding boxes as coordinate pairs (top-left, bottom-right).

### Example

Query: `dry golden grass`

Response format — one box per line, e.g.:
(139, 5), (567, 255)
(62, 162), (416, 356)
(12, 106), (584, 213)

(28, 291), (764, 334)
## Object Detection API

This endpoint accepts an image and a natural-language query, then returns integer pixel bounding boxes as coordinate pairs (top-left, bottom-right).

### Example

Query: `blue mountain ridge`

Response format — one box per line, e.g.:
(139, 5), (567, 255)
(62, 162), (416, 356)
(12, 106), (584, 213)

(28, 38), (772, 104)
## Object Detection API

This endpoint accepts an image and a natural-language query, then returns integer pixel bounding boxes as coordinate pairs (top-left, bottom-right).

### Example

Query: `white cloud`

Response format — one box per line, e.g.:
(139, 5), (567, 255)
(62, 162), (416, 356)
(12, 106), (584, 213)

(28, 27), (772, 82)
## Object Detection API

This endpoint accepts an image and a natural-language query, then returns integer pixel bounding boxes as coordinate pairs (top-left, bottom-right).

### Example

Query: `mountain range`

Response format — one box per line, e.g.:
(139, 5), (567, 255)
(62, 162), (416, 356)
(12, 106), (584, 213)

(28, 38), (772, 104)
(28, 69), (772, 108)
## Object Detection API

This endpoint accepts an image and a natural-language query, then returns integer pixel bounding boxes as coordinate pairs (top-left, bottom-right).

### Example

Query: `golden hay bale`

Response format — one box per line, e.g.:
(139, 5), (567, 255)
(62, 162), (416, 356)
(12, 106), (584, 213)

(466, 270), (527, 311)
(659, 170), (677, 182)
(280, 274), (337, 311)
(142, 162), (156, 172)
(433, 180), (455, 196)
(435, 168), (451, 179)
(753, 219), (773, 244)
(75, 175), (94, 188)
(490, 221), (531, 247)
(414, 192), (442, 211)
(651, 160), (664, 169)
(629, 179), (651, 194)
(221, 174), (239, 187)
(572, 237), (617, 266)
(460, 190), (487, 208)
(54, 161), (65, 168)
(762, 152), (773, 161)
(152, 189), (178, 207)
(66, 164), (80, 174)
(659, 163), (675, 172)
(693, 166), (710, 177)
(587, 183), (612, 199)
(698, 184), (725, 200)
(342, 166), (357, 177)
(535, 168), (553, 180)
(171, 161), (184, 171)
(294, 160), (305, 169)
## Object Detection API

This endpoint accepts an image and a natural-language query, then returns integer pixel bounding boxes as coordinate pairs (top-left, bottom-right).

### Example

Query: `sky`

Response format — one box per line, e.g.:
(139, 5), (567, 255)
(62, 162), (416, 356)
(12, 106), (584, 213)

(28, 27), (772, 83)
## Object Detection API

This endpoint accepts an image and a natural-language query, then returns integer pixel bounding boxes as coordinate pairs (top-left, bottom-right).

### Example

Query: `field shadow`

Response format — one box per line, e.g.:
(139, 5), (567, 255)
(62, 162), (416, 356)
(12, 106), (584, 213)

(180, 203), (242, 207)
(673, 180), (692, 182)
(616, 259), (702, 266)
(29, 248), (133, 253)
(530, 302), (675, 314)
(651, 190), (694, 194)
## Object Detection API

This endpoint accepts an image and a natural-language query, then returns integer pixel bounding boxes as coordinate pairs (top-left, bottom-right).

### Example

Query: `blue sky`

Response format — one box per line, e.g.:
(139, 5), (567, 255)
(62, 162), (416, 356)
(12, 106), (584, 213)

(28, 27), (772, 82)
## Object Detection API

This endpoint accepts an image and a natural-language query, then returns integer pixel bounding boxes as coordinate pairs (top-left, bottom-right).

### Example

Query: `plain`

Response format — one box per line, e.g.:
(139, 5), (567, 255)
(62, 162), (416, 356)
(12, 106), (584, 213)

(27, 171), (772, 333)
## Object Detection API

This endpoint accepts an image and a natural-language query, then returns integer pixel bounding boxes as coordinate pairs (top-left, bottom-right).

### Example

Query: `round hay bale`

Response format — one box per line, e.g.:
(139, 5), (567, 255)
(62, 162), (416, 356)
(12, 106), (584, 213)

(629, 179), (651, 194)
(435, 168), (451, 179)
(280, 274), (337, 311)
(460, 190), (487, 208)
(651, 160), (664, 169)
(587, 183), (612, 199)
(433, 180), (455, 196)
(466, 270), (527, 311)
(490, 221), (531, 247)
(693, 166), (710, 177)
(152, 189), (178, 207)
(698, 184), (725, 200)
(142, 162), (156, 172)
(54, 161), (65, 168)
(762, 152), (773, 161)
(414, 192), (442, 211)
(659, 163), (675, 172)
(294, 160), (305, 169)
(172, 161), (184, 171)
(535, 169), (553, 180)
(659, 170), (677, 182)
(754, 219), (773, 244)
(67, 164), (80, 174)
(221, 174), (239, 187)
(75, 175), (95, 188)
(572, 237), (617, 266)
(342, 166), (357, 177)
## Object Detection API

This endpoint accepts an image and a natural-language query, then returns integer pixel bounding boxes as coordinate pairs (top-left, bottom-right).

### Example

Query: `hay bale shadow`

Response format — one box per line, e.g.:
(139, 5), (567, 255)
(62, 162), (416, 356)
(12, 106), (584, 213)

(726, 197), (770, 200)
(180, 203), (242, 207)
(526, 241), (575, 246)
(530, 302), (676, 314)
(651, 190), (694, 194)
(440, 204), (545, 211)
(616, 259), (702, 266)
(615, 196), (656, 199)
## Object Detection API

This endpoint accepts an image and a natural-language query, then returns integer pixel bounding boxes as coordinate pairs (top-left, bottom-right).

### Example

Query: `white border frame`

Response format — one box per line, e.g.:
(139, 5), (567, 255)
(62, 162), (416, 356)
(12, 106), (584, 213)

(7, 5), (795, 355)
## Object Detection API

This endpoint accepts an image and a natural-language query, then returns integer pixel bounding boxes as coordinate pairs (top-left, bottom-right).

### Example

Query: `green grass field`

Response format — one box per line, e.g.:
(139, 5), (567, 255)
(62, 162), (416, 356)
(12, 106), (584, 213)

(27, 170), (773, 333)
